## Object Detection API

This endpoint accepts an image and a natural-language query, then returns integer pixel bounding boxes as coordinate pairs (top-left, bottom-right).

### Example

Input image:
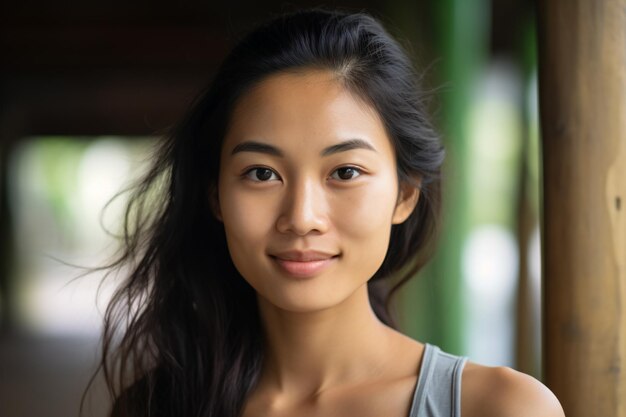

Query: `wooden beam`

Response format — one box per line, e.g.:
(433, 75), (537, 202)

(538, 1), (626, 416)
(1, 26), (228, 73)
(2, 73), (209, 137)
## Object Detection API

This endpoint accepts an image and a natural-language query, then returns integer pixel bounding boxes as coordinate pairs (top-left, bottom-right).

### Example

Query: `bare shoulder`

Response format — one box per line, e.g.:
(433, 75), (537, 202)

(461, 361), (565, 417)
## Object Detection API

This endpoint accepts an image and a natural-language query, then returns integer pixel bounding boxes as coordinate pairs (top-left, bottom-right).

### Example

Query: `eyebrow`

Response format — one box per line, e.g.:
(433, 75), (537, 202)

(231, 141), (283, 156)
(230, 138), (377, 157)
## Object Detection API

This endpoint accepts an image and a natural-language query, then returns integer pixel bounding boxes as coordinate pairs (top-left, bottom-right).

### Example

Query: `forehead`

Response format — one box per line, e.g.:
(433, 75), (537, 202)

(222, 70), (394, 158)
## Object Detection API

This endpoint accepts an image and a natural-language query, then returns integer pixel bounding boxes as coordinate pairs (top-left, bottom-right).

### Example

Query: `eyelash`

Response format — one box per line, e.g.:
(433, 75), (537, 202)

(242, 166), (364, 182)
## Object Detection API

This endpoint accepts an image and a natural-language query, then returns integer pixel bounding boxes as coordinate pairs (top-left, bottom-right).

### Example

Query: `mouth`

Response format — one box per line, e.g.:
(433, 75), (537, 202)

(269, 251), (340, 278)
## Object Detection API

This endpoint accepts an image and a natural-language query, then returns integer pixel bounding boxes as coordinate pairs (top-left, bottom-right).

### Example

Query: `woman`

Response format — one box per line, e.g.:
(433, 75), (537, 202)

(94, 9), (564, 417)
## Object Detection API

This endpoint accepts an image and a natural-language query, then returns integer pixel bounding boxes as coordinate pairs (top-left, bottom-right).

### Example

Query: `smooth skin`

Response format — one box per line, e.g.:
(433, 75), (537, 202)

(215, 70), (565, 417)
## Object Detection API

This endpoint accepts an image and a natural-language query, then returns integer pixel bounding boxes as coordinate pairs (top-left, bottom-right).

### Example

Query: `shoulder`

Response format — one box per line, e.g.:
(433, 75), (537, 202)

(461, 362), (565, 417)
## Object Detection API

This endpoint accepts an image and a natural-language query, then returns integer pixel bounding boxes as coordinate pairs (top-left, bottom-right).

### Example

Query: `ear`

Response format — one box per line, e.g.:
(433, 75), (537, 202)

(391, 179), (421, 225)
(209, 183), (223, 222)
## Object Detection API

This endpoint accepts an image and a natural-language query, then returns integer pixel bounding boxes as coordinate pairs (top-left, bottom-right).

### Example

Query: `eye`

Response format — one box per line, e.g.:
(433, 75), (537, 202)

(330, 166), (362, 181)
(244, 167), (280, 182)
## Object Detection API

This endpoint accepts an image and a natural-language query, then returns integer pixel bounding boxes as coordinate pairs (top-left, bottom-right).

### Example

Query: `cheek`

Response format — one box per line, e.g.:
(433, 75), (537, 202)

(332, 177), (398, 238)
(218, 188), (279, 290)
(218, 186), (276, 254)
(330, 175), (398, 269)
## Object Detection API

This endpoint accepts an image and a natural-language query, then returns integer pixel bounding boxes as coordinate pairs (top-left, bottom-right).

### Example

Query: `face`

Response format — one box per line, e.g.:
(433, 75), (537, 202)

(216, 70), (419, 313)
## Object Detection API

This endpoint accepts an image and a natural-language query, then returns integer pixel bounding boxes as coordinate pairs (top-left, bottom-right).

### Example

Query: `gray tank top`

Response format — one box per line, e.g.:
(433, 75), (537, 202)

(407, 343), (468, 417)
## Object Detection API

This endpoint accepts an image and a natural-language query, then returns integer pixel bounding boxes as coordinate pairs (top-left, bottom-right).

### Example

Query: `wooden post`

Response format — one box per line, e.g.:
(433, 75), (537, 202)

(538, 1), (626, 416)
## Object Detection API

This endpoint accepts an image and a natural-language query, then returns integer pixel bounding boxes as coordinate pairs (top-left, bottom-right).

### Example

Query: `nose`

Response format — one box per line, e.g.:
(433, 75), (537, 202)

(276, 179), (329, 235)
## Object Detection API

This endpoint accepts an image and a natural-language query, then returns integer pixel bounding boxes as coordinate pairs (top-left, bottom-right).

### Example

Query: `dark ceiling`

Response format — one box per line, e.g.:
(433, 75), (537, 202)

(1, 1), (398, 137)
(1, 0), (531, 138)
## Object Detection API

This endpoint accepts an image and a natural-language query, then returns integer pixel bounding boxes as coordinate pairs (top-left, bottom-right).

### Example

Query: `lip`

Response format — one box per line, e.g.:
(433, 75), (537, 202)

(270, 250), (339, 278)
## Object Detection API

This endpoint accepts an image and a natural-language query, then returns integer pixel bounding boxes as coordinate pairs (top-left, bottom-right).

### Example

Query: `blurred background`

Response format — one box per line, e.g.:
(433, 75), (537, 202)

(1, 0), (541, 416)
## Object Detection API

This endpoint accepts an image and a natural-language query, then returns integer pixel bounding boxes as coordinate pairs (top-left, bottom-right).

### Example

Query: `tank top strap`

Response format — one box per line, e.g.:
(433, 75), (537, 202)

(407, 343), (468, 417)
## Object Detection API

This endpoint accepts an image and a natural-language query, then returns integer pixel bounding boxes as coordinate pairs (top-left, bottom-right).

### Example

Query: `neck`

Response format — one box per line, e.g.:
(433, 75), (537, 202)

(256, 284), (396, 397)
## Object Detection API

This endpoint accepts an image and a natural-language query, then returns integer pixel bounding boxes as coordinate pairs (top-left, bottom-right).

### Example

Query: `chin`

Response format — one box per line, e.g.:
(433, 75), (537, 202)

(262, 294), (341, 314)
(256, 283), (364, 315)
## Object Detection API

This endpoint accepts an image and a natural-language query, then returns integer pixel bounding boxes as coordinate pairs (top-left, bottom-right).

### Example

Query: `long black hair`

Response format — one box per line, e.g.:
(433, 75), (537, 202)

(88, 8), (445, 417)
